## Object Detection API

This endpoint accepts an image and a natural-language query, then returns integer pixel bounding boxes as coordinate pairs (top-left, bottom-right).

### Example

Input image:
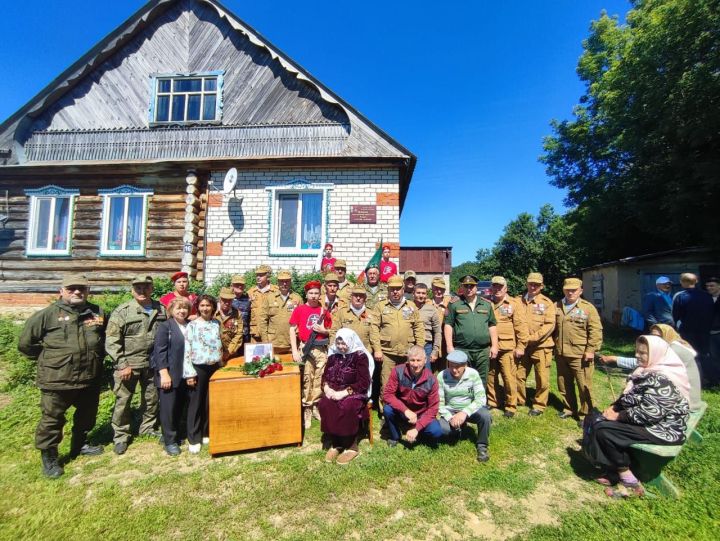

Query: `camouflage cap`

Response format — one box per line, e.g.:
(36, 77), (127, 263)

(231, 274), (246, 285)
(527, 272), (544, 284)
(491, 276), (507, 286)
(334, 259), (347, 269)
(61, 274), (89, 287)
(277, 270), (292, 280)
(563, 277), (583, 289)
(403, 270), (417, 280)
(131, 274), (153, 285)
(255, 264), (272, 275)
(431, 276), (447, 289)
(218, 287), (235, 300)
(324, 272), (340, 283)
(387, 275), (404, 287)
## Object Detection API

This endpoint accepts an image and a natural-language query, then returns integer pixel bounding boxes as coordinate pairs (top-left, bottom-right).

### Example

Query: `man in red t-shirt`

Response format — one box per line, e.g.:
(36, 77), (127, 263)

(289, 281), (332, 428)
(380, 245), (398, 283)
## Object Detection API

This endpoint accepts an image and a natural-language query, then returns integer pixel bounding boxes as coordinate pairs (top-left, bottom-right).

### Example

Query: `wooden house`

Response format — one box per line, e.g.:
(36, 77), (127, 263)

(0, 0), (415, 304)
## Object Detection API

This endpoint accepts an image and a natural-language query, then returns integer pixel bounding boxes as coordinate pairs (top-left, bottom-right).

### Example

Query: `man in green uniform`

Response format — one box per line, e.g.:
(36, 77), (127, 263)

(106, 275), (167, 455)
(333, 259), (352, 303)
(444, 275), (499, 384)
(215, 287), (244, 361)
(248, 264), (279, 342)
(18, 274), (106, 478)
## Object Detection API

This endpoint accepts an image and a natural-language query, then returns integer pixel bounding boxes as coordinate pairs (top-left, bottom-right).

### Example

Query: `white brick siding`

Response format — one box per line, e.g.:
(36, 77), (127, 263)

(203, 168), (400, 283)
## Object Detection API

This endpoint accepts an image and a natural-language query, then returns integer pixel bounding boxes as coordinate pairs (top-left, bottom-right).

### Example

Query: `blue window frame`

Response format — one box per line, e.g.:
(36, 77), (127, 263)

(24, 185), (79, 256)
(99, 185), (153, 256)
(149, 71), (224, 125)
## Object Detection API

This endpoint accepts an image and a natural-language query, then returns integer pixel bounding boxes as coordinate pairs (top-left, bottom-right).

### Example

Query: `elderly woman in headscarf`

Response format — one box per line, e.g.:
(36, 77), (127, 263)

(585, 335), (690, 495)
(318, 328), (373, 465)
(601, 323), (702, 411)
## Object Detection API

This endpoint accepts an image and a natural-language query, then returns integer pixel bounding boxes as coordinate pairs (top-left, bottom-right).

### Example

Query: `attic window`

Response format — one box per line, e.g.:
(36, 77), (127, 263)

(150, 72), (223, 125)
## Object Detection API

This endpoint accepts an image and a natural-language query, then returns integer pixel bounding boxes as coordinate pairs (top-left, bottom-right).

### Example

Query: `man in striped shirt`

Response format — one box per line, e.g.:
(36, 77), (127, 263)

(438, 350), (493, 462)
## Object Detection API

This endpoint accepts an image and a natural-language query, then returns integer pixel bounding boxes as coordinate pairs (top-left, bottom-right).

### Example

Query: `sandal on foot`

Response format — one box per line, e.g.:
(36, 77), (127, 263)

(595, 473), (619, 486)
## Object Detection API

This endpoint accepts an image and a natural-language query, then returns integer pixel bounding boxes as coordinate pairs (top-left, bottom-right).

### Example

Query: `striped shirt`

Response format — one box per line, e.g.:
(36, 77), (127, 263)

(438, 366), (486, 420)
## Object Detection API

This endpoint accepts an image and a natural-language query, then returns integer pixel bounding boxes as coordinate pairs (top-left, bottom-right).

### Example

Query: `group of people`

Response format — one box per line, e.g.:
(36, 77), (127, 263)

(17, 258), (703, 491)
(642, 273), (720, 386)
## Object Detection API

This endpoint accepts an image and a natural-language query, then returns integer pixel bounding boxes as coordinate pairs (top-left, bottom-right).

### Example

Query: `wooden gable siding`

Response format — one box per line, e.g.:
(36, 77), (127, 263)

(30, 0), (345, 133)
(0, 173), (198, 291)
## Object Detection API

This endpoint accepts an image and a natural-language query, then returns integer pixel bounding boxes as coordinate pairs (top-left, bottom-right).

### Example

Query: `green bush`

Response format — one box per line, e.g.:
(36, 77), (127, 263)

(0, 317), (35, 390)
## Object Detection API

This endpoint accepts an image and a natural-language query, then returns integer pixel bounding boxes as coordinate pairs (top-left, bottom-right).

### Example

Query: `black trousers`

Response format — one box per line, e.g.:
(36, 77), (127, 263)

(584, 420), (667, 469)
(186, 364), (219, 444)
(158, 381), (188, 446)
(36, 387), (100, 451)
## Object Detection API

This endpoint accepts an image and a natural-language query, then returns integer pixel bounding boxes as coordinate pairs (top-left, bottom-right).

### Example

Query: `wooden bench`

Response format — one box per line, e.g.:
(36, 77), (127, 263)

(629, 401), (707, 497)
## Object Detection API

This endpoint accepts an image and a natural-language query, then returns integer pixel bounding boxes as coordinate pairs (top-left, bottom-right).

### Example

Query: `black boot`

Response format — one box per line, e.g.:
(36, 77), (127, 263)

(40, 448), (64, 479)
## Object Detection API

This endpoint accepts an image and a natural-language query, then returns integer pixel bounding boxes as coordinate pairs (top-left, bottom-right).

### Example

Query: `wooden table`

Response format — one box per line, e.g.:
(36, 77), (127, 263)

(208, 354), (301, 455)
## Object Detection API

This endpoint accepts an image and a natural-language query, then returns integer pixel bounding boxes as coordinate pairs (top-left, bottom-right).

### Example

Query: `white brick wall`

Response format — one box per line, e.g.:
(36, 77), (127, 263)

(203, 168), (400, 283)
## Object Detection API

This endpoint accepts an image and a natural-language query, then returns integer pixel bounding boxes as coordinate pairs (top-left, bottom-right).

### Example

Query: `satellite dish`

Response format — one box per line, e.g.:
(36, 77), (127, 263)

(223, 168), (238, 196)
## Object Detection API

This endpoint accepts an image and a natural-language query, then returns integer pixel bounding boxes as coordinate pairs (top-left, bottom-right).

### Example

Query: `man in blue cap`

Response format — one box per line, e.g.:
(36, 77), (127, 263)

(437, 350), (493, 462)
(642, 276), (674, 330)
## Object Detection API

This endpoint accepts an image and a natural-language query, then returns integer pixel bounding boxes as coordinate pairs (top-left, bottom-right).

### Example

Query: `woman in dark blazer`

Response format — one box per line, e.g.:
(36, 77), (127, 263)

(153, 297), (192, 456)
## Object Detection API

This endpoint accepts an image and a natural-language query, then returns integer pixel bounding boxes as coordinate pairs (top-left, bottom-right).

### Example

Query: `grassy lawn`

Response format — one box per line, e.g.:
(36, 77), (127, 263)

(0, 325), (718, 540)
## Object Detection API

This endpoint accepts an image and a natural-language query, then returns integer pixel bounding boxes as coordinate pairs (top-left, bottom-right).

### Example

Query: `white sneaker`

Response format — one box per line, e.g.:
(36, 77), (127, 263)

(188, 443), (202, 454)
(202, 437), (210, 445)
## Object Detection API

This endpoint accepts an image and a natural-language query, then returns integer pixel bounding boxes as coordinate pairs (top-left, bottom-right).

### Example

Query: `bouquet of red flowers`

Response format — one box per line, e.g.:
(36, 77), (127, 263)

(242, 355), (284, 378)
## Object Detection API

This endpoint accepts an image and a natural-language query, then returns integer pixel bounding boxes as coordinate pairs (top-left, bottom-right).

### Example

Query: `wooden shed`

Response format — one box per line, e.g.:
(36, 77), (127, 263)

(400, 246), (452, 289)
(0, 0), (415, 303)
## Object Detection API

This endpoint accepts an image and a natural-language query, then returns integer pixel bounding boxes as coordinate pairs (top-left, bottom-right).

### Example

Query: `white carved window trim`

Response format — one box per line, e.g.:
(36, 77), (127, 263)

(266, 180), (333, 257)
(24, 185), (79, 257)
(99, 185), (153, 257)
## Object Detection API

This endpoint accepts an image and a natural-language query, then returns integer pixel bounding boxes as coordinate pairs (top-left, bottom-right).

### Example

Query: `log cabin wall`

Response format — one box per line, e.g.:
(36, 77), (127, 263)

(0, 171), (200, 300)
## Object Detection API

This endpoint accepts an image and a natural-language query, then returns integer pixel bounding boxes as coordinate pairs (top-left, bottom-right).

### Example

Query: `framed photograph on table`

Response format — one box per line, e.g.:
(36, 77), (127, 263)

(244, 343), (273, 362)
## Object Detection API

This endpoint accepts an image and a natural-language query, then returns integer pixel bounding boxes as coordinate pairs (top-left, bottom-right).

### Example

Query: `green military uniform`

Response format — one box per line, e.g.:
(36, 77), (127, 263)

(445, 294), (497, 383)
(363, 282), (388, 309)
(554, 279), (603, 418)
(106, 296), (167, 445)
(19, 299), (106, 455)
(376, 297), (425, 400)
(258, 290), (303, 352)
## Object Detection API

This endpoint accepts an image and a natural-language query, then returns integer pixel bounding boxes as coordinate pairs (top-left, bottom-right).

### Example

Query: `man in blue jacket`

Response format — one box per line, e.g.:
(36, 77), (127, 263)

(672, 273), (713, 358)
(642, 276), (674, 330)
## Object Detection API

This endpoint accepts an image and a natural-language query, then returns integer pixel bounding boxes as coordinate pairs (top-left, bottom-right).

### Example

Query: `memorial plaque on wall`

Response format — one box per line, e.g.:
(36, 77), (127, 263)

(349, 205), (377, 224)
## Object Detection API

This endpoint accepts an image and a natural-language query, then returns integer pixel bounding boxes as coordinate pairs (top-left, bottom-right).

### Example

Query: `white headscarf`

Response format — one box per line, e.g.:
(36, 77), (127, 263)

(329, 328), (374, 398)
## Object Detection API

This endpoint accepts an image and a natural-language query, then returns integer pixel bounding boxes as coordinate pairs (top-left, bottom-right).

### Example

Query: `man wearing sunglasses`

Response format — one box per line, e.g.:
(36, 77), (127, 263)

(19, 274), (107, 478)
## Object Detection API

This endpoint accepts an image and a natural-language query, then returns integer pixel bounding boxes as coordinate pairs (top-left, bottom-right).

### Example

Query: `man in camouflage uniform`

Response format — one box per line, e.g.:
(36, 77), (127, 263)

(106, 275), (167, 455)
(248, 265), (279, 342)
(259, 270), (303, 354)
(554, 277), (603, 423)
(376, 275), (425, 403)
(19, 274), (106, 478)
(322, 272), (347, 316)
(487, 276), (528, 417)
(215, 287), (244, 361)
(518, 272), (556, 416)
(363, 265), (388, 309)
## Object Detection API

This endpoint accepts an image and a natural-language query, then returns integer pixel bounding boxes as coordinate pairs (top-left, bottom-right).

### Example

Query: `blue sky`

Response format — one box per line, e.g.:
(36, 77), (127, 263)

(0, 0), (630, 264)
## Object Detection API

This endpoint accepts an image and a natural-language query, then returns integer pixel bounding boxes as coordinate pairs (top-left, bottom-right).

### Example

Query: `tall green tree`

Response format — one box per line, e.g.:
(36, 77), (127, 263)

(453, 205), (579, 298)
(542, 0), (720, 263)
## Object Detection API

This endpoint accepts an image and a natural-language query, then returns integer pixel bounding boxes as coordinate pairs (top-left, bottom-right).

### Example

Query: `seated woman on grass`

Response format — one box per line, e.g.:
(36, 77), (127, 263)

(600, 323), (702, 411)
(318, 328), (372, 465)
(584, 335), (690, 496)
